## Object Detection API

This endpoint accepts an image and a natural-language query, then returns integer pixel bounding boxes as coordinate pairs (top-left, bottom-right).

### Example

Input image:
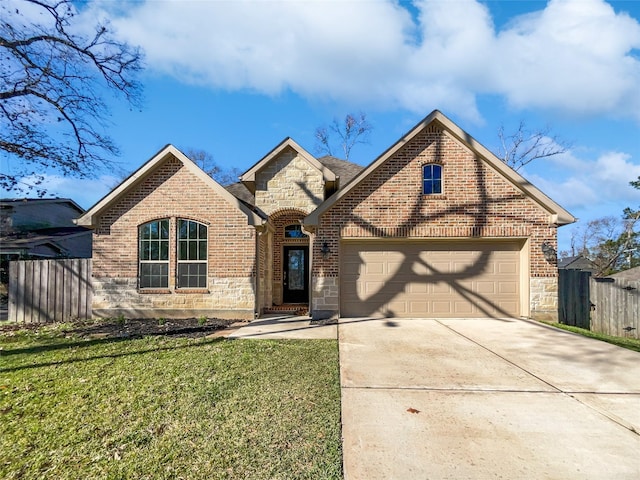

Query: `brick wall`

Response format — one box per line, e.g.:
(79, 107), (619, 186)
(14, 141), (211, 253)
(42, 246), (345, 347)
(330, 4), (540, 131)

(257, 229), (273, 311)
(312, 125), (559, 319)
(92, 155), (257, 318)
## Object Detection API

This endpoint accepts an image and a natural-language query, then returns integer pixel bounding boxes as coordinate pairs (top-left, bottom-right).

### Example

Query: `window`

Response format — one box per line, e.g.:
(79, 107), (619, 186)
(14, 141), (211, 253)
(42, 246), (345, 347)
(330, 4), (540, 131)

(138, 218), (208, 290)
(284, 224), (306, 238)
(177, 219), (207, 288)
(139, 219), (169, 288)
(422, 164), (442, 195)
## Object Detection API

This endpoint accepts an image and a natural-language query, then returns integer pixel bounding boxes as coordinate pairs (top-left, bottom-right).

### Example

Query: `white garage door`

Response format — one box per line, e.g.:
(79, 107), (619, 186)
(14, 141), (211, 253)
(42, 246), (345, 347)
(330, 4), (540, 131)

(341, 240), (522, 318)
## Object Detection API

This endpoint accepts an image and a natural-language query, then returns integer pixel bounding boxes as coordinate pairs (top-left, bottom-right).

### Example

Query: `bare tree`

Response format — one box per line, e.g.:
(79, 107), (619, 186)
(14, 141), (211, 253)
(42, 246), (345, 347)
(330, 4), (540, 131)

(184, 149), (220, 178)
(315, 112), (372, 160)
(495, 121), (570, 171)
(214, 167), (242, 186)
(0, 0), (143, 194)
(564, 183), (640, 276)
(184, 148), (241, 186)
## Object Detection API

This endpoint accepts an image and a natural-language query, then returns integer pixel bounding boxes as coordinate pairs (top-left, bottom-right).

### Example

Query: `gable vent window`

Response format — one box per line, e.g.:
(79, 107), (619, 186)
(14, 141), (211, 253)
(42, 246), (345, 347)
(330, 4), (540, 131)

(284, 224), (306, 238)
(177, 219), (208, 288)
(139, 219), (170, 288)
(422, 164), (443, 195)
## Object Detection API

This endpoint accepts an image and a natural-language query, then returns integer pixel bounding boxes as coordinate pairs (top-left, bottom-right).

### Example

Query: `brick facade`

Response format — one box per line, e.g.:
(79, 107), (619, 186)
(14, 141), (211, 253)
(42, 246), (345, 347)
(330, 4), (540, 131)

(257, 229), (273, 311)
(91, 155), (258, 319)
(312, 125), (559, 319)
(83, 112), (571, 321)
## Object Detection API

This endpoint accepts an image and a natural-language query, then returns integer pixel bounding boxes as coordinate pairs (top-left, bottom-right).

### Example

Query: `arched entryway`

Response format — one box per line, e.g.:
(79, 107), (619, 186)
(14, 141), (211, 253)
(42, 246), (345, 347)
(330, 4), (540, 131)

(270, 209), (310, 306)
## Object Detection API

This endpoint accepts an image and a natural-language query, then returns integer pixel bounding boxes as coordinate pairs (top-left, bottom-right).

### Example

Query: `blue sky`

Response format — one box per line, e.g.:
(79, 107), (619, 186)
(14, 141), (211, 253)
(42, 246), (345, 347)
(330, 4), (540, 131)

(5, 0), (640, 254)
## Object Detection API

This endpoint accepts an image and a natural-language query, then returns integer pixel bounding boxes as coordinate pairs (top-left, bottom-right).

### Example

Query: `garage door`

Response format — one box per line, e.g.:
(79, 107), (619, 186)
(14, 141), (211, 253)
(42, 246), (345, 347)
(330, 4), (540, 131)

(341, 240), (522, 318)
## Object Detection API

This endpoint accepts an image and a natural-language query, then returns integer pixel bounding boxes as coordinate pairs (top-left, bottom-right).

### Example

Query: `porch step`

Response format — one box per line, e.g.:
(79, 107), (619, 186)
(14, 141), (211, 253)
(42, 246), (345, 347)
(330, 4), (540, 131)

(263, 304), (309, 316)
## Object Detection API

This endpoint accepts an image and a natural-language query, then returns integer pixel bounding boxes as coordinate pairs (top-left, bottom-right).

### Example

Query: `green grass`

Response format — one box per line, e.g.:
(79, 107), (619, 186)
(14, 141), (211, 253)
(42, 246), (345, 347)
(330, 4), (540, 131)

(0, 327), (342, 479)
(541, 322), (640, 353)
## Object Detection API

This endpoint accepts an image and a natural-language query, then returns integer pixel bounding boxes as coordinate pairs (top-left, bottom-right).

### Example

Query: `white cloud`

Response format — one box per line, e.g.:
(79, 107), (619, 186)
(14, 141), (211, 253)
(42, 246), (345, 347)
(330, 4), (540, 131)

(493, 0), (640, 116)
(78, 0), (640, 123)
(526, 151), (640, 210)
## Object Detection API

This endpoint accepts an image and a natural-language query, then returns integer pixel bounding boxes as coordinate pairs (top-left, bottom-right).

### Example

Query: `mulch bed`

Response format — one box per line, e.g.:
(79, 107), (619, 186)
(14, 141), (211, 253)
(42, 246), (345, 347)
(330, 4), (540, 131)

(0, 317), (239, 339)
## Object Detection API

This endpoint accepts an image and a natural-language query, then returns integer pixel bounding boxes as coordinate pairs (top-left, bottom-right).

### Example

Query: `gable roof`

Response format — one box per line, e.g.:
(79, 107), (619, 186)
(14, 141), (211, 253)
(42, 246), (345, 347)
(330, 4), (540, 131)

(305, 110), (576, 227)
(317, 156), (364, 185)
(240, 137), (338, 194)
(225, 156), (364, 207)
(0, 198), (85, 213)
(225, 182), (254, 205)
(76, 144), (265, 227)
(558, 255), (597, 271)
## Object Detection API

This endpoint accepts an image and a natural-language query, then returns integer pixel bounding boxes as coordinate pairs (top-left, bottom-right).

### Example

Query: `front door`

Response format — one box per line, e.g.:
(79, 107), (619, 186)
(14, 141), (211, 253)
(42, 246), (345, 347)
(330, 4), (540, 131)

(283, 246), (309, 303)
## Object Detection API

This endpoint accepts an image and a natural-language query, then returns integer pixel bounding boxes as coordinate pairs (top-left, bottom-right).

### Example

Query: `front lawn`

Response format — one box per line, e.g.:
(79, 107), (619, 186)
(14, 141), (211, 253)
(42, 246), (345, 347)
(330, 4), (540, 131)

(541, 321), (640, 353)
(0, 323), (342, 479)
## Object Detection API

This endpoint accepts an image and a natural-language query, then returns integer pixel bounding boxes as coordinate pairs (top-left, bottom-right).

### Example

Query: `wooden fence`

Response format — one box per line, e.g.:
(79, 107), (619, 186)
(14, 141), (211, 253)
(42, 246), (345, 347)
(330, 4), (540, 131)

(558, 269), (591, 329)
(558, 269), (639, 339)
(8, 259), (92, 323)
(590, 277), (640, 339)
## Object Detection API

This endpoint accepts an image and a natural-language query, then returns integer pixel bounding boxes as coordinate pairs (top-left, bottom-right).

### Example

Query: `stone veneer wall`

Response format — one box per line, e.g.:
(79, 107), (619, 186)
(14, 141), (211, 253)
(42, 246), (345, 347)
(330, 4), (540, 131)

(312, 277), (339, 319)
(254, 149), (324, 215)
(312, 124), (559, 320)
(529, 277), (558, 320)
(92, 155), (257, 319)
(92, 277), (255, 319)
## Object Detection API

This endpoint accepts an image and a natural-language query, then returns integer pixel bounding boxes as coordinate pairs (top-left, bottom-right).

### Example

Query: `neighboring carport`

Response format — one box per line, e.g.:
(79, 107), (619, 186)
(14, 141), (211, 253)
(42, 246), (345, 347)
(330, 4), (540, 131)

(339, 317), (640, 479)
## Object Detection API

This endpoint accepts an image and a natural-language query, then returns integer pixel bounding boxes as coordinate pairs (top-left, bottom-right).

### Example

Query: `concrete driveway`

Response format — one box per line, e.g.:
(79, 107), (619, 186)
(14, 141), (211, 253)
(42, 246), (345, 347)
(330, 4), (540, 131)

(339, 317), (640, 479)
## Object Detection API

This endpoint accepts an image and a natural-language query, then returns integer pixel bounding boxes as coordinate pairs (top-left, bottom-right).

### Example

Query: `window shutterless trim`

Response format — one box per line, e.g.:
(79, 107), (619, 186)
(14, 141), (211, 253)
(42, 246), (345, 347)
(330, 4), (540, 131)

(422, 163), (443, 195)
(176, 219), (208, 289)
(139, 219), (170, 289)
(174, 289), (209, 294)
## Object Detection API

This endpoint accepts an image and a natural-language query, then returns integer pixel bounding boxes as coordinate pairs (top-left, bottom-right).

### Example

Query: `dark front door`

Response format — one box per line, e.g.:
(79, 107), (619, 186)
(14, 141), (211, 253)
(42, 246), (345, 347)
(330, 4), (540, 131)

(283, 246), (309, 303)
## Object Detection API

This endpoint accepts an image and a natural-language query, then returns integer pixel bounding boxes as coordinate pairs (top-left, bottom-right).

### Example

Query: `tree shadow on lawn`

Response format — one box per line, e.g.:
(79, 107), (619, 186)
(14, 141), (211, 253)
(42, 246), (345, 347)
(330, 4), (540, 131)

(0, 336), (225, 373)
(0, 318), (233, 372)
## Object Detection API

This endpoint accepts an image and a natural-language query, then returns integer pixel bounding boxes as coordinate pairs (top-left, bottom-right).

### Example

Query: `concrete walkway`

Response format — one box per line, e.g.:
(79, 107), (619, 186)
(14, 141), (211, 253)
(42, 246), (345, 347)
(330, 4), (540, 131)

(339, 317), (640, 479)
(227, 314), (337, 339)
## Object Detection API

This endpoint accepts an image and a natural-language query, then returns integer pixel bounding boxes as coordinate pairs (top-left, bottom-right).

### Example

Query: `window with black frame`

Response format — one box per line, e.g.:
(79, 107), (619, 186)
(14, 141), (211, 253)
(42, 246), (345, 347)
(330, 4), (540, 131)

(177, 219), (208, 288)
(139, 219), (170, 288)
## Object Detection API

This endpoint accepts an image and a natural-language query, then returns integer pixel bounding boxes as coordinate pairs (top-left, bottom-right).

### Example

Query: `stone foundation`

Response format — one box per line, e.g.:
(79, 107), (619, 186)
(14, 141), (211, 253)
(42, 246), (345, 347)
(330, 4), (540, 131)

(530, 277), (558, 321)
(92, 276), (256, 320)
(311, 276), (339, 320)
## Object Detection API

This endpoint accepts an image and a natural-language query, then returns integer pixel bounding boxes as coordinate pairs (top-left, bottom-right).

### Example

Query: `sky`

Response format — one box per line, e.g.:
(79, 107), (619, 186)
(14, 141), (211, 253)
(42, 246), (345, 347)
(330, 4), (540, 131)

(4, 0), (640, 254)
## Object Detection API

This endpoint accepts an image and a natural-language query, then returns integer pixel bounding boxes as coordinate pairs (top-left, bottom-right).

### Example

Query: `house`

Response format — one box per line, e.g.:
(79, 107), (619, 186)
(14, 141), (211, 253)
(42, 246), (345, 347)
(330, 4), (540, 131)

(558, 255), (598, 273)
(1, 198), (92, 279)
(76, 110), (575, 321)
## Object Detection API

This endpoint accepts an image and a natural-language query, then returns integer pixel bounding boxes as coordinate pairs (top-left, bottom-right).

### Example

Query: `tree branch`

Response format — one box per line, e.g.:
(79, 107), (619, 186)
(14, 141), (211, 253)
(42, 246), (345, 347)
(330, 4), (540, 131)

(0, 0), (143, 194)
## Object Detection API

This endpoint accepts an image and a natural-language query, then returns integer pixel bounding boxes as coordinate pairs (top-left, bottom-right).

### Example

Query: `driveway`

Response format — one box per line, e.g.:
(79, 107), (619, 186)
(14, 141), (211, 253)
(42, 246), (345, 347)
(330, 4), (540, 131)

(339, 317), (640, 479)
